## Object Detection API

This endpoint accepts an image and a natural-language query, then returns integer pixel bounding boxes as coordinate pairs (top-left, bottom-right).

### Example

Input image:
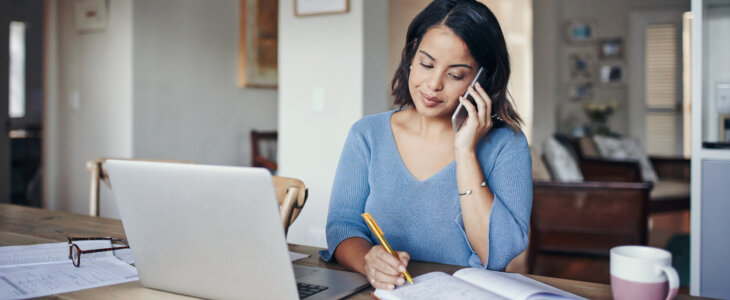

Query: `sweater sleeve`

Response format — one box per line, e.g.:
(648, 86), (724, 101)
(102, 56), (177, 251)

(484, 132), (533, 270)
(454, 131), (533, 270)
(319, 122), (374, 262)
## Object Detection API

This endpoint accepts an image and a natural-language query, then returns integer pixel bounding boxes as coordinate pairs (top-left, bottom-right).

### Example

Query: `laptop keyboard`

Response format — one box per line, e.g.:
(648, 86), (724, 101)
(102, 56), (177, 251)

(297, 282), (328, 299)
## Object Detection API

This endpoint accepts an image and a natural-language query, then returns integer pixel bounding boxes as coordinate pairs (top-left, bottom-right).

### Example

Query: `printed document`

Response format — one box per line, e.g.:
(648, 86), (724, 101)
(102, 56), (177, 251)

(0, 241), (138, 299)
(0, 242), (309, 299)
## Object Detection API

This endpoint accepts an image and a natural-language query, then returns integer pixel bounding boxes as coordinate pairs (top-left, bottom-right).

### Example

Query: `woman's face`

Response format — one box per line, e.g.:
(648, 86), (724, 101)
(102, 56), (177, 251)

(408, 25), (479, 119)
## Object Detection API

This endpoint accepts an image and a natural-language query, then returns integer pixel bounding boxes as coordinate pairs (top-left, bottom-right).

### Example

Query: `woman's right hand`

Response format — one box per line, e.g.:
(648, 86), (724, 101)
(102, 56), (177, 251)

(363, 245), (410, 290)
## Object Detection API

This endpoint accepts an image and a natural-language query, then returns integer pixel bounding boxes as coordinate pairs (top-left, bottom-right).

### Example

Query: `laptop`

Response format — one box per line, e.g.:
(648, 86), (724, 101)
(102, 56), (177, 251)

(105, 160), (369, 299)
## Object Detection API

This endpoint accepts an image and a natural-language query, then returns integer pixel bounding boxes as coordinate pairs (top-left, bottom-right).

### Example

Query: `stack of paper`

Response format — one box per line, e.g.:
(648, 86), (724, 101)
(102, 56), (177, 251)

(0, 241), (138, 299)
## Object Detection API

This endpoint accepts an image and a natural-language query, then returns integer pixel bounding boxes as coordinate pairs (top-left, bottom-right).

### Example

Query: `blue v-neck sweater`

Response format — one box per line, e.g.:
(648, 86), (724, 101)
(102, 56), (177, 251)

(319, 110), (532, 270)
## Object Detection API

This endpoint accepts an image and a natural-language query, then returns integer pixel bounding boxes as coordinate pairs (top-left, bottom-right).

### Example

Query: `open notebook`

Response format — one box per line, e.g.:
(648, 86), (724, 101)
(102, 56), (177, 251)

(374, 268), (587, 300)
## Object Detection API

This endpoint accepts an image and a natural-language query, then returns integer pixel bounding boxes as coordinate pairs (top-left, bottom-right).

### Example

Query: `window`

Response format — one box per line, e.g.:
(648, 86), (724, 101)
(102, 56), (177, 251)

(9, 21), (26, 119)
(644, 23), (681, 156)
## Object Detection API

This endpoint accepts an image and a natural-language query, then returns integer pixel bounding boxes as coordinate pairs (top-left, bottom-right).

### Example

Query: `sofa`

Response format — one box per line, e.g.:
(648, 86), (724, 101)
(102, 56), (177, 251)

(570, 136), (690, 213)
(529, 142), (652, 283)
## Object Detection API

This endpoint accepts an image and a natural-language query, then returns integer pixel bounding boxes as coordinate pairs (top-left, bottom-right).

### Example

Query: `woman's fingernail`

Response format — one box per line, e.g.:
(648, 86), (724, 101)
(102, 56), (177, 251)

(398, 266), (405, 272)
(397, 278), (405, 285)
(388, 284), (395, 290)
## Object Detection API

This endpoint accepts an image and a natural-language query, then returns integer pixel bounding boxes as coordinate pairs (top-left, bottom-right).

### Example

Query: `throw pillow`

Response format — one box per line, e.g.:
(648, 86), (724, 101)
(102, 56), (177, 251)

(543, 137), (584, 182)
(593, 136), (659, 182)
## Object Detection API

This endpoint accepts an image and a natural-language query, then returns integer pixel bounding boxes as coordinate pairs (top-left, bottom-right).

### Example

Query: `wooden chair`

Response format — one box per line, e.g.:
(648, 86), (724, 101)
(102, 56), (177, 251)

(272, 176), (308, 236)
(250, 130), (278, 173)
(529, 180), (652, 283)
(86, 158), (308, 235)
(85, 158), (195, 217)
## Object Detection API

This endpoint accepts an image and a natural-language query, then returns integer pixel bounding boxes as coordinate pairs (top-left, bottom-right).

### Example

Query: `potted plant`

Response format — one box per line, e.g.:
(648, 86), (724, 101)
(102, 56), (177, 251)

(582, 100), (617, 136)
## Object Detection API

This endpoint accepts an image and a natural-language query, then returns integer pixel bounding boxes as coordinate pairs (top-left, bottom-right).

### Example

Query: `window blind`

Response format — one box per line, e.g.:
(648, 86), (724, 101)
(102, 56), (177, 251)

(645, 24), (679, 155)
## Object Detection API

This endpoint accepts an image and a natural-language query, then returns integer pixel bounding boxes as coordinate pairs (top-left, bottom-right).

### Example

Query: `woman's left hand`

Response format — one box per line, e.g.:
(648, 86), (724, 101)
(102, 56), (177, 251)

(454, 82), (493, 152)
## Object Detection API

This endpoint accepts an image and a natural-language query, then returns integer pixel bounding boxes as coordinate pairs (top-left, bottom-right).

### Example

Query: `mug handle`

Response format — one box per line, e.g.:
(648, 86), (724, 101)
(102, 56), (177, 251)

(657, 265), (679, 300)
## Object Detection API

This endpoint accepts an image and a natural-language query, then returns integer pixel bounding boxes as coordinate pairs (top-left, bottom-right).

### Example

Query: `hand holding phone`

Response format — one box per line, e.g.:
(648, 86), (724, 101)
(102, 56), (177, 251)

(451, 67), (484, 132)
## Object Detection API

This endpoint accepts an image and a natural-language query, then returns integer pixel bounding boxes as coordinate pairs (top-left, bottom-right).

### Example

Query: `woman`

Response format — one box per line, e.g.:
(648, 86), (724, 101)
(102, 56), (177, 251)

(320, 0), (532, 290)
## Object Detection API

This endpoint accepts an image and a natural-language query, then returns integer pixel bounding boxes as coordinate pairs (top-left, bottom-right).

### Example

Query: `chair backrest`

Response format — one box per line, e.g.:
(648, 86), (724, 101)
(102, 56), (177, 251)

(272, 176), (308, 236)
(250, 130), (278, 173)
(529, 181), (651, 283)
(86, 158), (196, 217)
(86, 158), (307, 235)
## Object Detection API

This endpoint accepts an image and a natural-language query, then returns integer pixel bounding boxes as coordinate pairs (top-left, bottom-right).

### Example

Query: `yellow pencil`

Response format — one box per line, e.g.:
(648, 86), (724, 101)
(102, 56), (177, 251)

(361, 212), (414, 285)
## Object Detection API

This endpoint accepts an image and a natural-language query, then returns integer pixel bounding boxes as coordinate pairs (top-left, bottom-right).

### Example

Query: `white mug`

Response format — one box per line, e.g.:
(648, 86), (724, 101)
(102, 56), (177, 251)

(610, 245), (679, 300)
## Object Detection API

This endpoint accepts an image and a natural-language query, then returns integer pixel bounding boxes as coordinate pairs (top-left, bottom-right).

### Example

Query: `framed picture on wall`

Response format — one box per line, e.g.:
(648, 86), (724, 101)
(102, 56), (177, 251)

(599, 62), (625, 85)
(599, 38), (623, 60)
(569, 82), (593, 100)
(567, 52), (593, 81)
(564, 19), (596, 44)
(74, 0), (107, 32)
(239, 0), (278, 88)
(295, 0), (350, 17)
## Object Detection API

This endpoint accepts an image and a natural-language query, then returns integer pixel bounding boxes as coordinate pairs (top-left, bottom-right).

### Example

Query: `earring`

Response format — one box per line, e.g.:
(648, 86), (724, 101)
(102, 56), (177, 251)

(409, 65), (412, 70)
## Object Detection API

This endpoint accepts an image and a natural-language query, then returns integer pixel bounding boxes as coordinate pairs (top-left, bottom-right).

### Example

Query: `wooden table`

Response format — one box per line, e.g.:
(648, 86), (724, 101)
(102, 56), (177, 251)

(0, 204), (708, 300)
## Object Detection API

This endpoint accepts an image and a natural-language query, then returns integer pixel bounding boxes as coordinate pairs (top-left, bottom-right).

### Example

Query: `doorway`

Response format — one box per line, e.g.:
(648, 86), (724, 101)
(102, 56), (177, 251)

(628, 8), (689, 156)
(1, 0), (44, 206)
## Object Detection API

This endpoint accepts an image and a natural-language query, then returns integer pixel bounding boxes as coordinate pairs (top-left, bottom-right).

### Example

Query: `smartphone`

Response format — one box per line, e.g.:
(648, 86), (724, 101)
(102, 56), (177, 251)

(451, 67), (485, 132)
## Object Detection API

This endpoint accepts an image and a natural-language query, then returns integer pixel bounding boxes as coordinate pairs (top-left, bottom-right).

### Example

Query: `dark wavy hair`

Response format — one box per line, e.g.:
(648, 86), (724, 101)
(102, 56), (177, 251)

(390, 0), (522, 131)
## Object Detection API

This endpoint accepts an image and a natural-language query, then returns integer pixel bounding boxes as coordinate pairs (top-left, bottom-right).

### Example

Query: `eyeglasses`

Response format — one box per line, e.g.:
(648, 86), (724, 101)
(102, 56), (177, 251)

(67, 237), (130, 267)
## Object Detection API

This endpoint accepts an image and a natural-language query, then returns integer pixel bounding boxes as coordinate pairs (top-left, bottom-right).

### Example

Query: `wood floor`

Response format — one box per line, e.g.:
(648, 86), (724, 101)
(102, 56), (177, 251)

(507, 210), (690, 284)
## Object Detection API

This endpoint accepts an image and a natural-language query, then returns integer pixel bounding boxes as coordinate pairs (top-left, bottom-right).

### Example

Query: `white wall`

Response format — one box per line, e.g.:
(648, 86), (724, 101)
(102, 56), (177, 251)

(42, 0), (58, 209)
(363, 1), (391, 116)
(703, 5), (730, 141)
(132, 0), (278, 167)
(278, 0), (362, 247)
(44, 0), (279, 218)
(532, 0), (561, 154)
(45, 0), (133, 214)
(279, 0), (391, 247)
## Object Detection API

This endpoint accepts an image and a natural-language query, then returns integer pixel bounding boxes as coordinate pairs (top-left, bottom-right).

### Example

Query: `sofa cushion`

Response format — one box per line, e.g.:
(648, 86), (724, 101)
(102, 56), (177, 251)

(593, 136), (659, 182)
(543, 137), (584, 182)
(651, 180), (690, 200)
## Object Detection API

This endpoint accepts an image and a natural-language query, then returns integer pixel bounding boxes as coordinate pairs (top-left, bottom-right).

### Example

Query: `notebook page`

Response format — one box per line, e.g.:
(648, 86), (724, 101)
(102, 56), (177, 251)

(453, 268), (586, 300)
(373, 271), (508, 300)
